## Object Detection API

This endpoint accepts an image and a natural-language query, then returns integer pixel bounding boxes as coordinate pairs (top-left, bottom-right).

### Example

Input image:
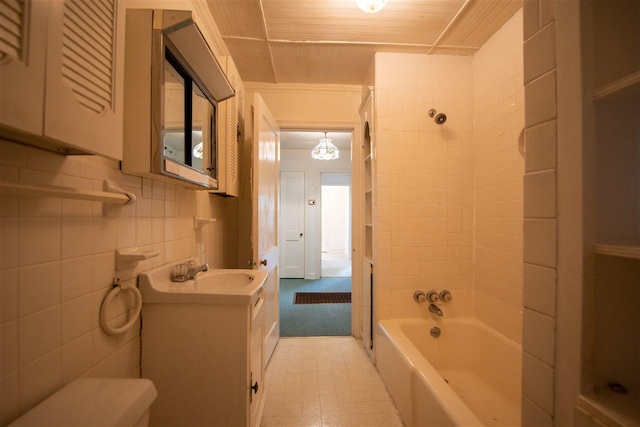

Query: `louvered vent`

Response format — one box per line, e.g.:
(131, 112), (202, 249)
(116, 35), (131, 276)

(61, 0), (116, 114)
(0, 0), (28, 62)
(237, 90), (245, 190)
(228, 86), (238, 185)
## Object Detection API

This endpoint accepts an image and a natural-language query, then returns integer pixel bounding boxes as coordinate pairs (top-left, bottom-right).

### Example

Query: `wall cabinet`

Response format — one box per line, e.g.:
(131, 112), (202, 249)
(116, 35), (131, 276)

(212, 56), (245, 197)
(576, 0), (639, 425)
(0, 0), (125, 160)
(122, 9), (237, 191)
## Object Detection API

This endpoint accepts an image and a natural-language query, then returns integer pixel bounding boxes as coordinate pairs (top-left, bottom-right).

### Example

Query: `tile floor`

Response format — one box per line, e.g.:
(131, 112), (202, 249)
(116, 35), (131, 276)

(261, 337), (404, 427)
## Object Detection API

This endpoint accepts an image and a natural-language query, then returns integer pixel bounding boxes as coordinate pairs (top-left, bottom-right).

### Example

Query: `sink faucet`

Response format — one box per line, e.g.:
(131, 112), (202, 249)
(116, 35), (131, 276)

(429, 303), (443, 317)
(172, 261), (209, 282)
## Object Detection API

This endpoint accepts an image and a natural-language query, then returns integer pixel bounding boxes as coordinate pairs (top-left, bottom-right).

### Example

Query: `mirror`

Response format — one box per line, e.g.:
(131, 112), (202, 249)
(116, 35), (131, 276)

(162, 49), (217, 183)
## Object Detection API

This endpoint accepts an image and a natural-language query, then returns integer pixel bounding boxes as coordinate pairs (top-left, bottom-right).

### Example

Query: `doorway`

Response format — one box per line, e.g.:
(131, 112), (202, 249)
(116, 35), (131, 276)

(321, 173), (352, 278)
(278, 130), (353, 337)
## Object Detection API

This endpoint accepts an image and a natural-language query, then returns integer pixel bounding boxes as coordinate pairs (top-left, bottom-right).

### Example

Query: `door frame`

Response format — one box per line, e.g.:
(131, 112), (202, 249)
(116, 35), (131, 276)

(277, 121), (363, 339)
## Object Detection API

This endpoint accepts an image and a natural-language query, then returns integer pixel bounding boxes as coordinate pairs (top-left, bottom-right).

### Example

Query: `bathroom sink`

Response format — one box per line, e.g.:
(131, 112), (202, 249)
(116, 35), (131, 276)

(139, 264), (267, 305)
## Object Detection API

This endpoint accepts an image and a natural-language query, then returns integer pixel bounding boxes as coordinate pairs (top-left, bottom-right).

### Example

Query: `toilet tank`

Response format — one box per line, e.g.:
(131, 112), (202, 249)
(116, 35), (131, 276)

(9, 378), (157, 427)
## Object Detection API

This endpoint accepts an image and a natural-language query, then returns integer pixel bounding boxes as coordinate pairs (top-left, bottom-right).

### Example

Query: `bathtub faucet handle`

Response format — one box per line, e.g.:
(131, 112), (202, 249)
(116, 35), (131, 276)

(413, 291), (427, 303)
(439, 289), (453, 303)
(426, 290), (439, 303)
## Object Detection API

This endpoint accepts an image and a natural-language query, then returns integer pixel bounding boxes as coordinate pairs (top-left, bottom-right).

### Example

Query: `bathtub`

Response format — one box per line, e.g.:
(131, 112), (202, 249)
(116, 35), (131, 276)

(376, 318), (522, 427)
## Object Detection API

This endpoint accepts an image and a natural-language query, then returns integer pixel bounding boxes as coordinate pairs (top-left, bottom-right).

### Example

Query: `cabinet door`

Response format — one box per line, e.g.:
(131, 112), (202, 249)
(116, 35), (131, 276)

(43, 0), (125, 160)
(0, 0), (48, 135)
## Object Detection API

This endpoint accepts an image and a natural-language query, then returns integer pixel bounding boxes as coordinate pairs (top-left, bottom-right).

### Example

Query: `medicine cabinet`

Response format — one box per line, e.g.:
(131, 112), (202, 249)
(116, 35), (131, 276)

(122, 9), (235, 190)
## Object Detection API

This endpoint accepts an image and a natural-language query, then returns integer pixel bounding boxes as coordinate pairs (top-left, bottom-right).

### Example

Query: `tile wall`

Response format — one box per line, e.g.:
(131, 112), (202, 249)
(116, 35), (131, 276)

(0, 139), (238, 424)
(521, 0), (558, 424)
(472, 10), (525, 344)
(373, 53), (475, 320)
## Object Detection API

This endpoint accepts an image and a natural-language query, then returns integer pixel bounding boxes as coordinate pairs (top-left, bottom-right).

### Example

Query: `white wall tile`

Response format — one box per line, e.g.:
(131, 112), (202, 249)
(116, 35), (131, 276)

(92, 327), (118, 365)
(18, 262), (60, 316)
(523, 219), (556, 267)
(1, 269), (18, 322)
(525, 71), (556, 128)
(91, 252), (115, 291)
(136, 218), (152, 246)
(524, 170), (556, 218)
(522, 352), (554, 413)
(523, 263), (556, 316)
(2, 137), (236, 422)
(18, 307), (60, 366)
(524, 24), (557, 84)
(18, 218), (60, 266)
(60, 256), (92, 302)
(522, 395), (553, 426)
(61, 333), (93, 385)
(0, 372), (20, 425)
(18, 350), (62, 415)
(1, 217), (18, 269)
(525, 121), (556, 172)
(539, 0), (555, 27)
(1, 321), (18, 376)
(91, 218), (117, 254)
(61, 217), (92, 259)
(61, 295), (92, 344)
(116, 217), (137, 249)
(523, 308), (555, 366)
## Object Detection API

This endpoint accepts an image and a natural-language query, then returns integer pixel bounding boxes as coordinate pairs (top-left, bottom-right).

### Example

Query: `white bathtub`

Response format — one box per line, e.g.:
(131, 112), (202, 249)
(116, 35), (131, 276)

(376, 318), (522, 427)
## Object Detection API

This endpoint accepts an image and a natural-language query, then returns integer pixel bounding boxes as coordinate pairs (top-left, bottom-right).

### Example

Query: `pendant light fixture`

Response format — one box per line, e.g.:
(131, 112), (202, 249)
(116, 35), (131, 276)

(356, 0), (388, 13)
(311, 132), (340, 160)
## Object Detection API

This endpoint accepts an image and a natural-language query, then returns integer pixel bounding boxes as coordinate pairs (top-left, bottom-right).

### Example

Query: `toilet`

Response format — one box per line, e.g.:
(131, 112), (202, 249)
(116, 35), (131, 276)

(9, 378), (157, 427)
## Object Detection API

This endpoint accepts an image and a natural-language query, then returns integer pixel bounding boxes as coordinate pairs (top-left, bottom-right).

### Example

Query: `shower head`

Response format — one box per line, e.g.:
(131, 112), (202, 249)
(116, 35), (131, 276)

(428, 109), (447, 125)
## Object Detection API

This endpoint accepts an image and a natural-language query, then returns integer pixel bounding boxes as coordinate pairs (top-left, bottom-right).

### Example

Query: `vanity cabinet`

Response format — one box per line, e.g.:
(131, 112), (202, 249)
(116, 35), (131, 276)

(0, 0), (125, 159)
(141, 291), (266, 427)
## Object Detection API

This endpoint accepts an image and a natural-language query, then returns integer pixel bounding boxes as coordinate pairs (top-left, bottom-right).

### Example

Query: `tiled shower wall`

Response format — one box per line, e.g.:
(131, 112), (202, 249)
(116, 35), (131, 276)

(472, 10), (525, 344)
(373, 11), (525, 328)
(0, 139), (238, 424)
(373, 53), (476, 320)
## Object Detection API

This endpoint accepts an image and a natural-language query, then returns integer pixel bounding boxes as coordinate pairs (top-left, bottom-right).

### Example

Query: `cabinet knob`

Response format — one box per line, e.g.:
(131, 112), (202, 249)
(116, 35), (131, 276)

(251, 381), (259, 394)
(260, 259), (268, 266)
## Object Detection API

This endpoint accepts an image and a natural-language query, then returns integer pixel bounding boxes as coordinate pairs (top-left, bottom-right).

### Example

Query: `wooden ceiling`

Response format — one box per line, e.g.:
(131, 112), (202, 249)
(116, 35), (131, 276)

(206, 0), (522, 84)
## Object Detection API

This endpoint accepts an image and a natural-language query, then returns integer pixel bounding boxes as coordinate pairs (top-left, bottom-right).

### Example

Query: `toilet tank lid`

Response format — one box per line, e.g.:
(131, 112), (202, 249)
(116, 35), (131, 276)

(9, 378), (158, 427)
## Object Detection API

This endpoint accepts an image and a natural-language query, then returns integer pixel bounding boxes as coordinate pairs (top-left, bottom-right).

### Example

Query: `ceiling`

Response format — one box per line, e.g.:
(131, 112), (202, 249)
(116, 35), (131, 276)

(280, 130), (352, 151)
(205, 0), (522, 85)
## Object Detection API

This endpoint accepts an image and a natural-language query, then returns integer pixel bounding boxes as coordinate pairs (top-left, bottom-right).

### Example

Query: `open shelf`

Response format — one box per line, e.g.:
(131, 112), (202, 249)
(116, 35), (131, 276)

(593, 243), (640, 259)
(578, 391), (639, 427)
(592, 72), (640, 106)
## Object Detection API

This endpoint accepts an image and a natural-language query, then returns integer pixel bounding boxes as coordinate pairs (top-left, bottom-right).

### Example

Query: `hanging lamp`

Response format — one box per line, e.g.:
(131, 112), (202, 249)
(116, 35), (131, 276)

(311, 132), (340, 160)
(356, 0), (388, 13)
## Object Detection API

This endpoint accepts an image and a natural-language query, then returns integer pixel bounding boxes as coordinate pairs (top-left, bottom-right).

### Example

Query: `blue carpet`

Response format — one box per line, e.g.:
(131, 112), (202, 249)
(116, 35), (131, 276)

(280, 278), (351, 337)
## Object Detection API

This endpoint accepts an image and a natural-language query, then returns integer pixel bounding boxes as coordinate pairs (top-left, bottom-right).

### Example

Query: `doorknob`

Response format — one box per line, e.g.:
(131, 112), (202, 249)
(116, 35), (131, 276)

(260, 259), (268, 266)
(300, 233), (303, 237)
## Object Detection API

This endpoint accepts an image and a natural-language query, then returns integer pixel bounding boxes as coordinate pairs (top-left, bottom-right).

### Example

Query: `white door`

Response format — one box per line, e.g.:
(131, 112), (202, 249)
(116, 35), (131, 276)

(280, 171), (305, 278)
(252, 94), (280, 367)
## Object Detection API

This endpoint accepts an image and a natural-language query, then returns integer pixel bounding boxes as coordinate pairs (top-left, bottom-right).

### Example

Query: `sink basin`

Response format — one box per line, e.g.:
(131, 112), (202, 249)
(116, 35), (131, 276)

(139, 264), (267, 305)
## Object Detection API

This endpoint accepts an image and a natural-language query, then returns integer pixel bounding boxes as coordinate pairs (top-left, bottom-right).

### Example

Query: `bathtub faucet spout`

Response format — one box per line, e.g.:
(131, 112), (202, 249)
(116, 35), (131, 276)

(429, 303), (443, 317)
